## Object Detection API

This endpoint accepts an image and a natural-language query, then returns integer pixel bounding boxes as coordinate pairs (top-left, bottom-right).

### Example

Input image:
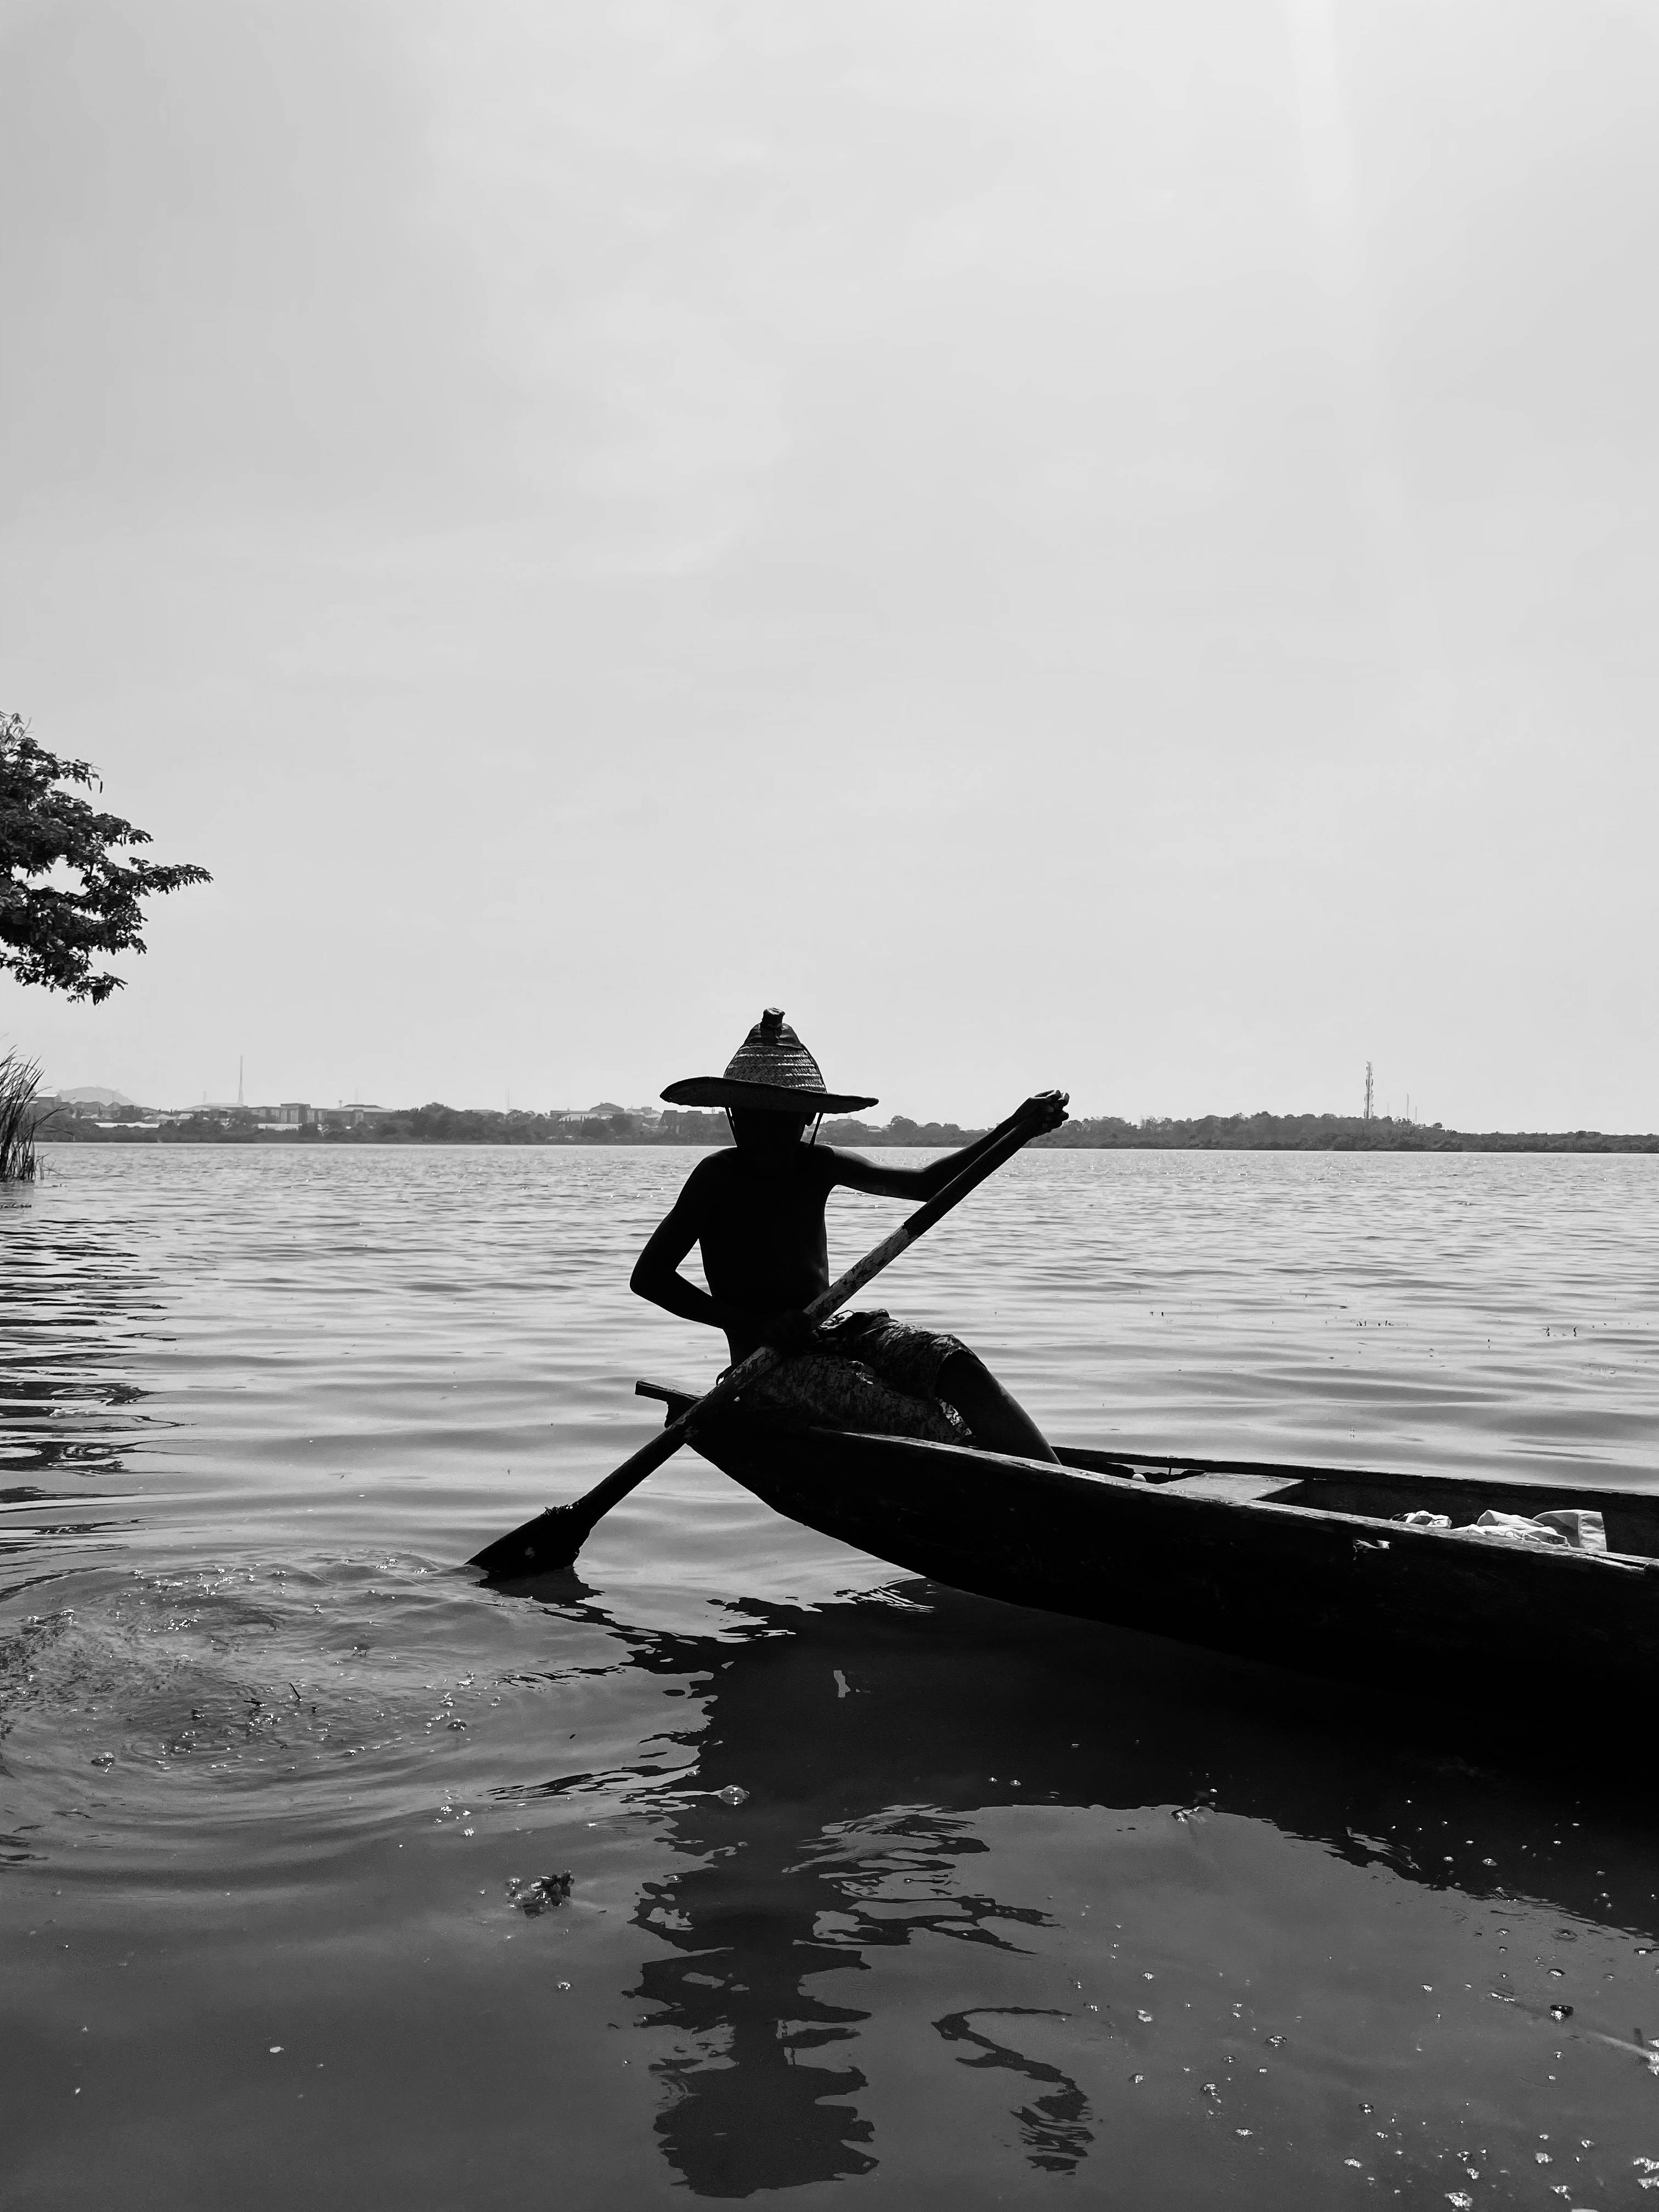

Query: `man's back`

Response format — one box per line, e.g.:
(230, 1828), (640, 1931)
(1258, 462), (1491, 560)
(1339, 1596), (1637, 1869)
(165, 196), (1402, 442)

(678, 1144), (837, 1356)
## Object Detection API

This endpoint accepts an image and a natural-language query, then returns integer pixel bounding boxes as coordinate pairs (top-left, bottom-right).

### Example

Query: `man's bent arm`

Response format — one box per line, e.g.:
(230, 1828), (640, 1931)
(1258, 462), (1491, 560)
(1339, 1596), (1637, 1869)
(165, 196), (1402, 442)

(631, 1206), (737, 1334)
(630, 1197), (809, 1351)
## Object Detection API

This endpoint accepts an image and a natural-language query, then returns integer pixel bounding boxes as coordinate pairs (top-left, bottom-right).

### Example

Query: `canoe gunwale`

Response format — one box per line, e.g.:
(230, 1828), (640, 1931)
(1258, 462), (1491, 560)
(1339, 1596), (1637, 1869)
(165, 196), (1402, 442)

(634, 1376), (1659, 1561)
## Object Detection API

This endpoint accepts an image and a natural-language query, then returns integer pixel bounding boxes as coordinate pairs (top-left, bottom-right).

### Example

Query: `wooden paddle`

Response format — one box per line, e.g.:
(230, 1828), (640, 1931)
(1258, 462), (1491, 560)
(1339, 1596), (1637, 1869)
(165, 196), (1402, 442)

(469, 1094), (1062, 1579)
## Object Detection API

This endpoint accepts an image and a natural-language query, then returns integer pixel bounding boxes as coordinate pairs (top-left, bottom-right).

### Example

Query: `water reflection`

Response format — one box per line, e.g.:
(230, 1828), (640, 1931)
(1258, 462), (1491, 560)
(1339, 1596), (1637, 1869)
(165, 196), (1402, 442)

(636, 1858), (876, 2193)
(629, 1792), (1074, 2192)
(0, 1206), (163, 1603)
(934, 2009), (1092, 2173)
(0, 1205), (159, 1483)
(516, 1576), (1658, 2196)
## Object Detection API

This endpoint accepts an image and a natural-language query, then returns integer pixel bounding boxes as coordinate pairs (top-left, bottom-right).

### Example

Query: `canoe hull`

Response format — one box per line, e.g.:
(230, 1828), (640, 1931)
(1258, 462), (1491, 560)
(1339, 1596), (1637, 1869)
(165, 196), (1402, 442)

(651, 1392), (1659, 1708)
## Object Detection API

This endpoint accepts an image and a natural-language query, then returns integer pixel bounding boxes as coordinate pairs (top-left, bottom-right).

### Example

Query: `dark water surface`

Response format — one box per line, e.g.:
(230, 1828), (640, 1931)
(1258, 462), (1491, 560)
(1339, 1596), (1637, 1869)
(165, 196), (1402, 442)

(3, 1147), (1657, 2208)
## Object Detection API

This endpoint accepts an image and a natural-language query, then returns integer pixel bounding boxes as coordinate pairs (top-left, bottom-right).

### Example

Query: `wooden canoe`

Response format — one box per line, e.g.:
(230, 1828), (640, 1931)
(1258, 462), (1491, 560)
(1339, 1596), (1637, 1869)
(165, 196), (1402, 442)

(636, 1381), (1659, 1708)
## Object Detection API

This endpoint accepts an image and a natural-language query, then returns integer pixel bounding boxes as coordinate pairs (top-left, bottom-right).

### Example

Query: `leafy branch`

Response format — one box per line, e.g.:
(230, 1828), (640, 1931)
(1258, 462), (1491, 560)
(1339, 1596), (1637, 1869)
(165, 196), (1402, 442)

(1, 710), (211, 1003)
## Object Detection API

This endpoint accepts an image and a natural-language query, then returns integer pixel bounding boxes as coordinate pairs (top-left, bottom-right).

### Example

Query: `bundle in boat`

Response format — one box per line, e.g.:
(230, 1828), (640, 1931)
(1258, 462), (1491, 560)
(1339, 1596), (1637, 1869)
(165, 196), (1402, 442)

(1397, 1506), (1608, 1553)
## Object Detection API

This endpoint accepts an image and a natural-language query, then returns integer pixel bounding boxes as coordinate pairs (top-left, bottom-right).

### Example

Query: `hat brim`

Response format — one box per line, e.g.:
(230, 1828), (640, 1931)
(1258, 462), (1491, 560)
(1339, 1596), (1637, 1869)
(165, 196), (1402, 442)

(662, 1076), (879, 1115)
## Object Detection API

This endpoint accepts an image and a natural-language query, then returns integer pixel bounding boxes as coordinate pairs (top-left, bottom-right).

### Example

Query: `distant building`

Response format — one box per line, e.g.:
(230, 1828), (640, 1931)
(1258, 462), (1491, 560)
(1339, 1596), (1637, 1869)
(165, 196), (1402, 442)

(557, 1103), (661, 1127)
(659, 1109), (723, 1141)
(327, 1103), (385, 1127)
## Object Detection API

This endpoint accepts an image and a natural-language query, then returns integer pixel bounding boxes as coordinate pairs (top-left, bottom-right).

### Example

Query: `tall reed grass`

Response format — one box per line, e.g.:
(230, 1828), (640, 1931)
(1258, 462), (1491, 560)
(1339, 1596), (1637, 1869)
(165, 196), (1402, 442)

(0, 1048), (50, 1181)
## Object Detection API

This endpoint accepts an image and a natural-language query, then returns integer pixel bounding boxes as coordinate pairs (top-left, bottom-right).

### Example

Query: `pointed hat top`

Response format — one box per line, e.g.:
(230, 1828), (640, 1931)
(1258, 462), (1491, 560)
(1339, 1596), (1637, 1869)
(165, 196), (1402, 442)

(661, 1008), (878, 1115)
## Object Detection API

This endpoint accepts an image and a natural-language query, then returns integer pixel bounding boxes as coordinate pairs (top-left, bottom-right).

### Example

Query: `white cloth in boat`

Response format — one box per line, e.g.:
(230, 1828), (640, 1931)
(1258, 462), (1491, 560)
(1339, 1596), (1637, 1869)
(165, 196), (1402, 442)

(1397, 1506), (1607, 1553)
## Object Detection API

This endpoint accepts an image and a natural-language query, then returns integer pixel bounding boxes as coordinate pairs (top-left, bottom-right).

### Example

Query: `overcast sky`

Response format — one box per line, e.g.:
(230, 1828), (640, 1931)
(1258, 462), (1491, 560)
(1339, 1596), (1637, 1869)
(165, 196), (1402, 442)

(3, 0), (1655, 1126)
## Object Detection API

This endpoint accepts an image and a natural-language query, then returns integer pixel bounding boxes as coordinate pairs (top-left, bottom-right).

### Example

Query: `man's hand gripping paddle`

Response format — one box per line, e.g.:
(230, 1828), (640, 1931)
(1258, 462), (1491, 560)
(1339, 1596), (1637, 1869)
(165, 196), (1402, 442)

(468, 1092), (1067, 1581)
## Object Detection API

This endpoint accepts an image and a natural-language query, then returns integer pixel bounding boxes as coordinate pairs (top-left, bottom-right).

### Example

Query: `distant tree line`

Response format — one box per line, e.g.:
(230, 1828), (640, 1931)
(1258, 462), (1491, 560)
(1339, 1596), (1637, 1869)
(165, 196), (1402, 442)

(1028, 1112), (1659, 1154)
(39, 1104), (1659, 1152)
(43, 1104), (736, 1147)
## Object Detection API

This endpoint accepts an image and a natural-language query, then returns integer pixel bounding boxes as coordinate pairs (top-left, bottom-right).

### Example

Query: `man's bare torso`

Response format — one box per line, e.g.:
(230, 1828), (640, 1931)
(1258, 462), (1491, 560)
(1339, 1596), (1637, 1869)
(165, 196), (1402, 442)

(682, 1146), (838, 1356)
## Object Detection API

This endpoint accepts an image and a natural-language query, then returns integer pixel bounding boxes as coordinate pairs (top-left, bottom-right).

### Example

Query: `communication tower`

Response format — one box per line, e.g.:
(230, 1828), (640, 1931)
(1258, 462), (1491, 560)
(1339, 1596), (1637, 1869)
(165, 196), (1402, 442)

(1364, 1061), (1374, 1120)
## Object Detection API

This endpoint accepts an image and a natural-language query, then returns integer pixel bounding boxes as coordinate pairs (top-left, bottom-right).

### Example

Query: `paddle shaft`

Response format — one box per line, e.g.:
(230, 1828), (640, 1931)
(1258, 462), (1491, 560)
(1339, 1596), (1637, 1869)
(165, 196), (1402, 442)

(469, 1103), (1049, 1575)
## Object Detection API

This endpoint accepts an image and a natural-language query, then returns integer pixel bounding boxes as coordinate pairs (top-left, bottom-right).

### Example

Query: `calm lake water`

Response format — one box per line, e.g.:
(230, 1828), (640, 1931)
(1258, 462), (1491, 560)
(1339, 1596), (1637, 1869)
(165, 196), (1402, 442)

(3, 1146), (1657, 2209)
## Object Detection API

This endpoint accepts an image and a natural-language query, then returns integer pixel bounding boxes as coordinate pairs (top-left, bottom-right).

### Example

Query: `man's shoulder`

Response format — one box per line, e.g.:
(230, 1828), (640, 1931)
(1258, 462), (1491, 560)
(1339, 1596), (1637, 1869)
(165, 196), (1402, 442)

(662, 1149), (726, 1215)
(680, 1149), (736, 1192)
(681, 1146), (839, 1201)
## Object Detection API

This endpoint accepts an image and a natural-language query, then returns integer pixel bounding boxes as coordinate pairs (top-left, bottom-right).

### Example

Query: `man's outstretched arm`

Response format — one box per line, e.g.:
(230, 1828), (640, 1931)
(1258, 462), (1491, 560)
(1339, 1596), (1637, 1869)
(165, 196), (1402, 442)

(828, 1091), (1069, 1202)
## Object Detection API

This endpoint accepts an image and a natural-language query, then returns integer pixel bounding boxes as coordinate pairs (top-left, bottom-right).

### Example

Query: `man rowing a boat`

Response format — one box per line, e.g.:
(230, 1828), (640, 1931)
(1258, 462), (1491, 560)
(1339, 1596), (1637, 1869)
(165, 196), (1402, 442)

(631, 1008), (1068, 1460)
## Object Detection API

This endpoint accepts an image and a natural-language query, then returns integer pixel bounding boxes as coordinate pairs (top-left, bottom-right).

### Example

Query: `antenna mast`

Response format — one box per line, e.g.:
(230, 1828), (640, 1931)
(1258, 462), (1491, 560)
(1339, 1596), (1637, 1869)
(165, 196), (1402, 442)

(1364, 1061), (1374, 1121)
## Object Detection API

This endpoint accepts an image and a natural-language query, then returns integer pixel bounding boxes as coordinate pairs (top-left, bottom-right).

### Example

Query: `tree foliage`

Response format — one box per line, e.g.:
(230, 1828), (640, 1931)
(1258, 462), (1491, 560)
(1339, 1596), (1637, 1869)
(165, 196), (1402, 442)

(1, 712), (211, 1003)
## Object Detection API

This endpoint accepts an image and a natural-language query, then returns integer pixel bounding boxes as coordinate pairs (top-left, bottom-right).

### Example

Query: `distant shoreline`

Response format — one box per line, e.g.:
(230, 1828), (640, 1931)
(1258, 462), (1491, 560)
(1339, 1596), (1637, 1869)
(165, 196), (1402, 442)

(36, 1107), (1659, 1155)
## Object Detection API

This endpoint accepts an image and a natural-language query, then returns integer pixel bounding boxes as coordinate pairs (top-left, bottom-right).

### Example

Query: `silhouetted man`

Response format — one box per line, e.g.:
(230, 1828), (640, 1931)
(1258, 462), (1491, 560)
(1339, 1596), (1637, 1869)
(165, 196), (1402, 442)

(632, 1008), (1066, 1460)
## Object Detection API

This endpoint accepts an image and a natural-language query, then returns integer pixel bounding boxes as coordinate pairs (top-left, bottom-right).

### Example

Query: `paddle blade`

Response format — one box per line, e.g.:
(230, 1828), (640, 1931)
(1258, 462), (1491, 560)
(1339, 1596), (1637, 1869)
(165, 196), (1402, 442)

(469, 1503), (591, 1580)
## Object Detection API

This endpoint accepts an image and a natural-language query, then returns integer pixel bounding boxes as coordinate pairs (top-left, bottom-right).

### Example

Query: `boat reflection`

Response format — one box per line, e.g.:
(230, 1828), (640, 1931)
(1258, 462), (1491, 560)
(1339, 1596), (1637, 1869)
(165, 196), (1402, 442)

(535, 1575), (1655, 2196)
(634, 1854), (877, 2192)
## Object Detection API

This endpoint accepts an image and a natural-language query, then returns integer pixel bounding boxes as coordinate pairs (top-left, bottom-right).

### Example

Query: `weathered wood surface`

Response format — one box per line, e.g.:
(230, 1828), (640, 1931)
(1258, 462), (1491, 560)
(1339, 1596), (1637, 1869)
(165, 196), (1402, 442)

(635, 1379), (1659, 1706)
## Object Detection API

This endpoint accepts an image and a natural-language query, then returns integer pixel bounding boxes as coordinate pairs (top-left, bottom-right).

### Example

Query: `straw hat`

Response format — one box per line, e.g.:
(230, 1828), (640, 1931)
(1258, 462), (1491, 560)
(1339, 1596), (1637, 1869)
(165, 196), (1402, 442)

(662, 1008), (878, 1115)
